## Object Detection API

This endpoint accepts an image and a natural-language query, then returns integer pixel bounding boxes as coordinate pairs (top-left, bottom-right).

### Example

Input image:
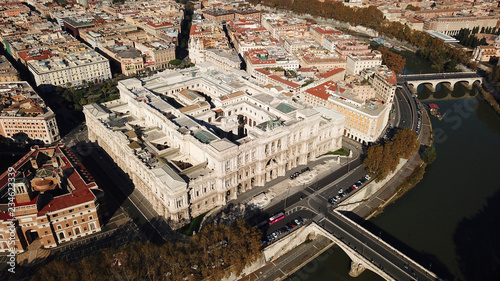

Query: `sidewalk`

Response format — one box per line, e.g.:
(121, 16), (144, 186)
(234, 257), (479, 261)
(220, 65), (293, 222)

(238, 236), (334, 281)
(351, 97), (433, 219)
(205, 141), (361, 222)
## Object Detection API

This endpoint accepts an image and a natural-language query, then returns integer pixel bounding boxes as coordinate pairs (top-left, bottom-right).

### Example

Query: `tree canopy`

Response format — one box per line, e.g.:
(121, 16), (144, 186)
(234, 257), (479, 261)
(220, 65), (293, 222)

(32, 220), (262, 281)
(364, 128), (419, 181)
(421, 146), (437, 164)
(377, 46), (406, 75)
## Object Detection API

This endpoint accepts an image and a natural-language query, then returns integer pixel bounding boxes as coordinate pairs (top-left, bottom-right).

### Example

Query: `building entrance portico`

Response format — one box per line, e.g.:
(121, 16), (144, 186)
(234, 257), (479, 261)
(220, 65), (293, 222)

(25, 229), (39, 245)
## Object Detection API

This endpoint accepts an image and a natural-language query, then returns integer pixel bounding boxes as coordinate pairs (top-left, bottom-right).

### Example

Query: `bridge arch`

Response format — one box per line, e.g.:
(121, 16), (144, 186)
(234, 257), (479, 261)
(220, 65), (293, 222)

(472, 79), (482, 87)
(306, 223), (395, 279)
(413, 82), (437, 93)
(402, 72), (482, 96)
(435, 81), (454, 91)
(453, 79), (480, 90)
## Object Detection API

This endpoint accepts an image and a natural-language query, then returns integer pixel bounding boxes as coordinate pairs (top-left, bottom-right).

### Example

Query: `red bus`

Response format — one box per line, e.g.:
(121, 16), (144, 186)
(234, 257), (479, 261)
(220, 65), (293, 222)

(269, 211), (285, 225)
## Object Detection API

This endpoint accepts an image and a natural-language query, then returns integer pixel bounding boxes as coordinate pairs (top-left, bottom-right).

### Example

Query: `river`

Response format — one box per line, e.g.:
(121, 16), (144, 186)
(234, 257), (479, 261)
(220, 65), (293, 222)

(290, 51), (500, 281)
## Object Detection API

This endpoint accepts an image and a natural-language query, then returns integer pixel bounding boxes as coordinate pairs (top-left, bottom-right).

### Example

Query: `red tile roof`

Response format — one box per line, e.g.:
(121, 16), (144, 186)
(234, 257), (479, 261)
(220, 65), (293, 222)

(0, 212), (13, 220)
(321, 68), (345, 79)
(305, 81), (343, 101)
(245, 49), (276, 65)
(190, 24), (211, 36)
(268, 75), (300, 88)
(313, 26), (343, 35)
(147, 21), (173, 28)
(386, 70), (397, 84)
(255, 68), (271, 75)
(0, 145), (99, 220)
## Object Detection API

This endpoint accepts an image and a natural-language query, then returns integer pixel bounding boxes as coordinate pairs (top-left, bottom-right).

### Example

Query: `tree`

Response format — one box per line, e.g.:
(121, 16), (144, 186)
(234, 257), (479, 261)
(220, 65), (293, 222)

(445, 59), (458, 72)
(169, 59), (182, 66)
(32, 220), (262, 281)
(79, 98), (87, 106)
(421, 146), (437, 164)
(377, 46), (406, 75)
(378, 141), (397, 179)
(364, 144), (384, 176)
(392, 128), (419, 159)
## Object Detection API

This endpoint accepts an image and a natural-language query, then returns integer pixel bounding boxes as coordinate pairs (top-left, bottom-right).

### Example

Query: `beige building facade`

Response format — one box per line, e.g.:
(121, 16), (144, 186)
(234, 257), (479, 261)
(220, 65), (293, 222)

(0, 145), (105, 253)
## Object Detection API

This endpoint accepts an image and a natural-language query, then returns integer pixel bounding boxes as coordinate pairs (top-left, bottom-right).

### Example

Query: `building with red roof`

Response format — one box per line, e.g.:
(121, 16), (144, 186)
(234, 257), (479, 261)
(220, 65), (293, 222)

(243, 48), (300, 76)
(301, 65), (396, 144)
(0, 145), (106, 253)
(310, 25), (343, 45)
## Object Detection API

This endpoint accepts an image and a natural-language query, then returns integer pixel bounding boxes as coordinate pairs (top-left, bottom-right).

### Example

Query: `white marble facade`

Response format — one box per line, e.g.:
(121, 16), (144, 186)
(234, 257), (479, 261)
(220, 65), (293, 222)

(84, 63), (345, 227)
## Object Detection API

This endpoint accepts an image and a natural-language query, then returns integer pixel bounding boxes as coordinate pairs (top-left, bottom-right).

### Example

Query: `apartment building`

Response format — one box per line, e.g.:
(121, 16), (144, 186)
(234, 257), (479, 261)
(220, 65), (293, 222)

(0, 2), (30, 17)
(261, 13), (308, 39)
(335, 40), (372, 59)
(301, 65), (396, 144)
(134, 40), (176, 70)
(0, 82), (60, 144)
(103, 45), (144, 76)
(310, 25), (343, 46)
(0, 56), (19, 82)
(79, 22), (141, 49)
(244, 48), (300, 76)
(346, 51), (383, 75)
(27, 44), (112, 91)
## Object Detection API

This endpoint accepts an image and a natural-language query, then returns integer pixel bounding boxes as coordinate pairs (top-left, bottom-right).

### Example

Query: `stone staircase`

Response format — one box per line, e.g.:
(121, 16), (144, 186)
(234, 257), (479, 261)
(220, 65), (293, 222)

(16, 239), (51, 265)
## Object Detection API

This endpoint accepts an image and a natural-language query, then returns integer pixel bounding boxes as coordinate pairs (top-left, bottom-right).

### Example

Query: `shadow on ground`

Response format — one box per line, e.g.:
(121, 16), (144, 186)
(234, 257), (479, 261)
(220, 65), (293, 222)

(343, 211), (456, 280)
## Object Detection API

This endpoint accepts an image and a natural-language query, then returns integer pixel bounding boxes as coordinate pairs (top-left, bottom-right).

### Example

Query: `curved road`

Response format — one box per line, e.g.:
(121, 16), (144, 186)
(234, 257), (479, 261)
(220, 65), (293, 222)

(249, 79), (437, 281)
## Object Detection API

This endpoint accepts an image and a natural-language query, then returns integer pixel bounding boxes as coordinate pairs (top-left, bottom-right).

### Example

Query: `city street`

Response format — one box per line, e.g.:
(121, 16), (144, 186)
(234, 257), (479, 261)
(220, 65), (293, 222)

(240, 236), (333, 281)
(246, 78), (437, 281)
(74, 142), (185, 244)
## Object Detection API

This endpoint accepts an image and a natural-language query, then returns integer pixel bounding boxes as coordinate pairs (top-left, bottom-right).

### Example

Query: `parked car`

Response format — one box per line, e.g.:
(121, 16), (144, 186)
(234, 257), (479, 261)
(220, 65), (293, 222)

(295, 217), (304, 225)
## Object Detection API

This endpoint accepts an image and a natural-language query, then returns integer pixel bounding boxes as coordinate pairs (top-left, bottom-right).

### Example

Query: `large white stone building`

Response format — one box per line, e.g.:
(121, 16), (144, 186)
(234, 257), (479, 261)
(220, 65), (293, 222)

(83, 63), (345, 226)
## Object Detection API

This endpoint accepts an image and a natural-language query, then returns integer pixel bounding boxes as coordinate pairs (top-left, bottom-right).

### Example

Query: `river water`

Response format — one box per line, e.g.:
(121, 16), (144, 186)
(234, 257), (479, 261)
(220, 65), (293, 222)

(291, 51), (500, 281)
